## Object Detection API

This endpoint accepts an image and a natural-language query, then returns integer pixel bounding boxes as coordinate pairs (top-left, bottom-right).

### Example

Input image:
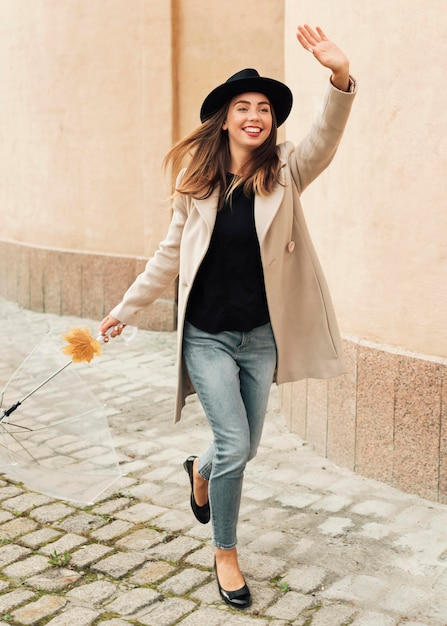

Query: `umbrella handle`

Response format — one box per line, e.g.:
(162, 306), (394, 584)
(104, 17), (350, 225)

(96, 325), (138, 344)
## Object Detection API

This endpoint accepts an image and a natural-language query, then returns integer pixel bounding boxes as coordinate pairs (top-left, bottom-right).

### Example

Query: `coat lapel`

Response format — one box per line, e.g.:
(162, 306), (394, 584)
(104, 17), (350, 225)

(254, 180), (285, 244)
(191, 187), (219, 234)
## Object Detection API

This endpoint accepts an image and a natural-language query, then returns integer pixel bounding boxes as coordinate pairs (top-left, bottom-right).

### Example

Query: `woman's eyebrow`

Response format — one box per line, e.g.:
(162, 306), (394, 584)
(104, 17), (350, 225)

(233, 99), (270, 106)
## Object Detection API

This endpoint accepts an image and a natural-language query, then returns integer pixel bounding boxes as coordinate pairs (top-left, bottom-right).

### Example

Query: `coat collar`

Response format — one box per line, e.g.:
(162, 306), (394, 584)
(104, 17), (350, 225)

(191, 159), (286, 244)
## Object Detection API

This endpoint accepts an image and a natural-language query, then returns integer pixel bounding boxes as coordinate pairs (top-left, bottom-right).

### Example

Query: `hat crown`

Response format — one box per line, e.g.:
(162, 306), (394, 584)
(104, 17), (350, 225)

(226, 68), (260, 84)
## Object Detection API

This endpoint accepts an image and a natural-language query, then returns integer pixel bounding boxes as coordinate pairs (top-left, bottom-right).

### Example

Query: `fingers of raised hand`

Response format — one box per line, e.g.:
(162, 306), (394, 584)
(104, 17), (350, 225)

(297, 24), (329, 52)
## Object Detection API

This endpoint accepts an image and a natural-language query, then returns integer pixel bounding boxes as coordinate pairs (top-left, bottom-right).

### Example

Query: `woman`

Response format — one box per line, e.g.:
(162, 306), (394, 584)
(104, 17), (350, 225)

(99, 25), (356, 609)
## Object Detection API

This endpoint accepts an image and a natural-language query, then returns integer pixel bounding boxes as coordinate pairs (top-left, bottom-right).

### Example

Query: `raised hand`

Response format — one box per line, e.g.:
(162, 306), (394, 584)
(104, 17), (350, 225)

(296, 25), (350, 91)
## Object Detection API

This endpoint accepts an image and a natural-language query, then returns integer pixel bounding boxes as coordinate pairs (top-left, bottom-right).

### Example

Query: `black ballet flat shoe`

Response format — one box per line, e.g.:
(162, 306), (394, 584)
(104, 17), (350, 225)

(183, 456), (210, 524)
(214, 559), (252, 609)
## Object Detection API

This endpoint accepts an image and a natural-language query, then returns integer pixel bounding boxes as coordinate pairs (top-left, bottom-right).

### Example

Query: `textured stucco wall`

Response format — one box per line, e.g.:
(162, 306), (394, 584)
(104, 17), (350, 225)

(0, 0), (284, 323)
(285, 0), (447, 359)
(0, 0), (284, 258)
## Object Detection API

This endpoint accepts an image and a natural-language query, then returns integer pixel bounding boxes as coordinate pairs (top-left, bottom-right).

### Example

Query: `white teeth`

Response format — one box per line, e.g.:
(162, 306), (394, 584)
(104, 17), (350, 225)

(245, 127), (261, 133)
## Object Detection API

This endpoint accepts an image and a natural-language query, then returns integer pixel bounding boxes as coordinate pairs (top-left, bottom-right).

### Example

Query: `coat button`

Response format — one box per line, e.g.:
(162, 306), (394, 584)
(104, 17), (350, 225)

(287, 241), (295, 253)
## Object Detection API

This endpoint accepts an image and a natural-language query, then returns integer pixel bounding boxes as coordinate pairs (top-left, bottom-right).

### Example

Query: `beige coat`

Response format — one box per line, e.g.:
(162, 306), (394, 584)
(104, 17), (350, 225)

(111, 79), (357, 422)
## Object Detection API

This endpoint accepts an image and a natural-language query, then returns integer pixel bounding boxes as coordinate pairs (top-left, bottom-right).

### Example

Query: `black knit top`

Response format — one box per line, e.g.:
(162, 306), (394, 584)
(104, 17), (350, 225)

(185, 175), (270, 333)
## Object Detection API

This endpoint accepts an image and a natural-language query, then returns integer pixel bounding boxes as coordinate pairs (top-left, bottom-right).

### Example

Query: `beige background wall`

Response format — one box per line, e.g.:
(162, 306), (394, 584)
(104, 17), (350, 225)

(285, 0), (447, 359)
(0, 0), (284, 322)
(282, 0), (447, 502)
(0, 0), (284, 259)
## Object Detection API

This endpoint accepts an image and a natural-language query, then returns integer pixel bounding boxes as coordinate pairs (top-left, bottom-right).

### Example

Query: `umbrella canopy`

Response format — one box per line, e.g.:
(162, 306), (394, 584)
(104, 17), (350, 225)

(0, 330), (122, 504)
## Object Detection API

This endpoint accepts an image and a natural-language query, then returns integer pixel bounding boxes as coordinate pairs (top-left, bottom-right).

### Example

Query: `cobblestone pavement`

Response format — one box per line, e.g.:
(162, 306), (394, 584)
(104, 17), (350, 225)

(1, 297), (447, 626)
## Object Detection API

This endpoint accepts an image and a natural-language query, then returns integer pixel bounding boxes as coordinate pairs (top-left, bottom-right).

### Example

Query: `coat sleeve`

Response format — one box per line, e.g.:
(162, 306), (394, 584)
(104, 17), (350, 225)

(288, 78), (357, 194)
(110, 191), (188, 326)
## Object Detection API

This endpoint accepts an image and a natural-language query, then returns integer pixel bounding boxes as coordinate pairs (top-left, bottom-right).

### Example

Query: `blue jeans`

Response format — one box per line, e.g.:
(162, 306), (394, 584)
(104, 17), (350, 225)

(182, 321), (277, 549)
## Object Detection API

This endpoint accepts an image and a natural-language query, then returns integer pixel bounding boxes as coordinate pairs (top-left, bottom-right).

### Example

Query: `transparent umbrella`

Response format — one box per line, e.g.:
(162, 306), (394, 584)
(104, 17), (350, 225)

(0, 328), (122, 504)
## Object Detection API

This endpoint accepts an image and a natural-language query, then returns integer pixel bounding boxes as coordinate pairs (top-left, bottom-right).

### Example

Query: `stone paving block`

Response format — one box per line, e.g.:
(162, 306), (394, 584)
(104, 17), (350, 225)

(114, 502), (167, 523)
(105, 587), (161, 616)
(12, 595), (67, 625)
(119, 459), (152, 473)
(67, 580), (118, 605)
(419, 595), (447, 624)
(0, 589), (35, 613)
(0, 511), (13, 523)
(145, 485), (185, 509)
(355, 522), (393, 540)
(152, 508), (194, 532)
(98, 620), (131, 626)
(69, 543), (114, 568)
(29, 503), (75, 524)
(243, 482), (275, 501)
(281, 565), (326, 593)
(246, 530), (288, 553)
(265, 590), (315, 620)
(137, 597), (197, 626)
(0, 544), (31, 567)
(2, 493), (52, 513)
(276, 491), (322, 509)
(3, 554), (50, 579)
(309, 603), (357, 625)
(115, 527), (165, 551)
(125, 482), (163, 501)
(378, 584), (430, 614)
(57, 513), (105, 534)
(92, 551), (147, 578)
(39, 532), (88, 555)
(20, 527), (61, 548)
(317, 516), (354, 536)
(170, 606), (229, 626)
(129, 560), (177, 585)
(189, 579), (220, 605)
(322, 574), (390, 604)
(44, 606), (100, 625)
(159, 567), (210, 595)
(351, 500), (397, 518)
(89, 519), (134, 541)
(240, 551), (288, 582)
(141, 466), (177, 482)
(150, 535), (202, 561)
(310, 494), (352, 513)
(0, 517), (38, 539)
(90, 497), (132, 515)
(27, 567), (81, 591)
(0, 485), (23, 501)
(350, 611), (397, 625)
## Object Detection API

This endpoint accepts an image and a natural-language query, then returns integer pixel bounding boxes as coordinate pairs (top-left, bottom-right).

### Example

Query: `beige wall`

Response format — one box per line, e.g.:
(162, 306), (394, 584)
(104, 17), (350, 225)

(285, 0), (447, 359)
(282, 0), (447, 502)
(0, 0), (284, 320)
(0, 0), (284, 258)
(0, 0), (174, 259)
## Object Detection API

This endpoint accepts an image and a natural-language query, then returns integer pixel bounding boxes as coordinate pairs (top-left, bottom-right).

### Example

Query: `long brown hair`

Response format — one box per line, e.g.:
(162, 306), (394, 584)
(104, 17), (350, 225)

(163, 100), (282, 207)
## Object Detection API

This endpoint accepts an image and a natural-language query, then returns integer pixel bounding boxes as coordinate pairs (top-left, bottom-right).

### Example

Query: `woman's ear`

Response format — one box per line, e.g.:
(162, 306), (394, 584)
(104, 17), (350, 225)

(222, 120), (228, 130)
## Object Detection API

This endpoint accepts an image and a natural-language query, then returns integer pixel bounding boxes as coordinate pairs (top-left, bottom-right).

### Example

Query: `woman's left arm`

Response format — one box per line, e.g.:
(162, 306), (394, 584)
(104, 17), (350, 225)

(296, 25), (351, 92)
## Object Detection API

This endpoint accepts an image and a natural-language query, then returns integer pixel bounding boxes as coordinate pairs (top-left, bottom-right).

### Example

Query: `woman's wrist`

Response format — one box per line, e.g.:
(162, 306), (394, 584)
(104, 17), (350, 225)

(330, 65), (350, 92)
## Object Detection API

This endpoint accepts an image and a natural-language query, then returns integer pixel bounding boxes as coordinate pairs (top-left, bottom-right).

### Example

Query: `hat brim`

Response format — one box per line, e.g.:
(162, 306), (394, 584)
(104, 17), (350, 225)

(200, 76), (293, 127)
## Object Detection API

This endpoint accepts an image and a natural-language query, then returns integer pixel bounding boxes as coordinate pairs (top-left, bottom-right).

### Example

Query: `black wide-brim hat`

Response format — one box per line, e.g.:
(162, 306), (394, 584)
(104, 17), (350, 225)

(200, 68), (293, 127)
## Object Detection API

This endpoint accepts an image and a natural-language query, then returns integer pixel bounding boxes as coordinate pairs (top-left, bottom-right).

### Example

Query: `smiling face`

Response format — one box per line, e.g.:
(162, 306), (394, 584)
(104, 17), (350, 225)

(222, 92), (273, 160)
